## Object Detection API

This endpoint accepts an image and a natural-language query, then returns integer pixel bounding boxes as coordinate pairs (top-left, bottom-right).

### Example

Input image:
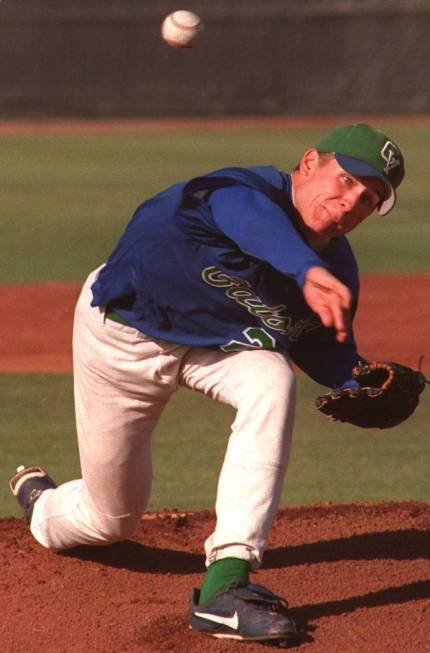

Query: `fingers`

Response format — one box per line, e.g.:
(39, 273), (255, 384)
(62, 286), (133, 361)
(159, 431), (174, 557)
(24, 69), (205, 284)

(303, 267), (352, 342)
(317, 300), (349, 343)
(330, 286), (351, 343)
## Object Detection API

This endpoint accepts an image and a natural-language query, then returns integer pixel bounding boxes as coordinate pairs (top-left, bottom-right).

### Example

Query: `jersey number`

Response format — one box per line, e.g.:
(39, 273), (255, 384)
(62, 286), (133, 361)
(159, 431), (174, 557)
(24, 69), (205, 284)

(221, 327), (276, 352)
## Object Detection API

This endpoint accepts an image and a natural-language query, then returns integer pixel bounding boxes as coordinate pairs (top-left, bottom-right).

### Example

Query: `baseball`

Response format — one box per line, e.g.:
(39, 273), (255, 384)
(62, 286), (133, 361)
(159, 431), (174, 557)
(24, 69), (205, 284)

(161, 10), (203, 48)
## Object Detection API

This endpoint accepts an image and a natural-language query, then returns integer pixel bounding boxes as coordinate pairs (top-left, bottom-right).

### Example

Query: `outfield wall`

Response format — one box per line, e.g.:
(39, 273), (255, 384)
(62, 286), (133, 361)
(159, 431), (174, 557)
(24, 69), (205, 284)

(0, 0), (428, 118)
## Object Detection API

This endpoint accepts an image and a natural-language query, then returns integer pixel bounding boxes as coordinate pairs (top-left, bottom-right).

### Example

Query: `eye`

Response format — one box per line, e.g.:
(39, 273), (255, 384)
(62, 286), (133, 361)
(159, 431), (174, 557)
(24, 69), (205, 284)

(361, 191), (377, 209)
(342, 174), (353, 187)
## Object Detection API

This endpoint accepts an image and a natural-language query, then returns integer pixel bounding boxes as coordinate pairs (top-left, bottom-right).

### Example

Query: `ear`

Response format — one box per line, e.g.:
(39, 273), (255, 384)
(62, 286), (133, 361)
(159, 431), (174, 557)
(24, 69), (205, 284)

(298, 148), (320, 176)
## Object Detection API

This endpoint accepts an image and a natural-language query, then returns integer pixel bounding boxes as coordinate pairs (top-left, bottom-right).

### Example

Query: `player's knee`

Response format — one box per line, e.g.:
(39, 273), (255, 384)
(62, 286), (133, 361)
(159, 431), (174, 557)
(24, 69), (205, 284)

(95, 512), (141, 543)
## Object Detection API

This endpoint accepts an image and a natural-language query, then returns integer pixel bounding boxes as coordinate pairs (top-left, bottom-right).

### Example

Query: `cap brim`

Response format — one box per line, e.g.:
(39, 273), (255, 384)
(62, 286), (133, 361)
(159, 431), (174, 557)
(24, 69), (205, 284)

(335, 153), (396, 216)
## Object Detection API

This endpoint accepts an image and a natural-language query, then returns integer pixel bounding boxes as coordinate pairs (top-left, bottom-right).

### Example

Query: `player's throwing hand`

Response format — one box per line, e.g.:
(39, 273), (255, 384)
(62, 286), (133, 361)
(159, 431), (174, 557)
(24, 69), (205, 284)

(303, 266), (352, 343)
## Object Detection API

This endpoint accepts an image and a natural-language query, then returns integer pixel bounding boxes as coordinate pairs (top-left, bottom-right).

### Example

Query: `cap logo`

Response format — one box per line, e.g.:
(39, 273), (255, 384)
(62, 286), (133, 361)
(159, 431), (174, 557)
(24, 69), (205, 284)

(381, 140), (401, 175)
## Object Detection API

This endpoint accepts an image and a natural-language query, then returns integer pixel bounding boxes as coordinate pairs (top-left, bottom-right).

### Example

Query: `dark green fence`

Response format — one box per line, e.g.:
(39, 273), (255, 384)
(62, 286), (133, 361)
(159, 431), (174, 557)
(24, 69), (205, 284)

(0, 0), (428, 118)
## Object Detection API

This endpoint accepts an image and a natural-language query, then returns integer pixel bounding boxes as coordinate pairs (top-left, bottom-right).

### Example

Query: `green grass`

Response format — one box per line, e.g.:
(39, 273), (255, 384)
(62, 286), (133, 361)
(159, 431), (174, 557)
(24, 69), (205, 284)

(1, 122), (429, 518)
(0, 122), (429, 282)
(2, 372), (429, 517)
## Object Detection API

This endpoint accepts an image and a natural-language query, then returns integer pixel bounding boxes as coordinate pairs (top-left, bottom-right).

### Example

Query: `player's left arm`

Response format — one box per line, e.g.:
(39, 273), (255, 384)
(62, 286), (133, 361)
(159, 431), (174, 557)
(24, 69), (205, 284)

(290, 324), (363, 390)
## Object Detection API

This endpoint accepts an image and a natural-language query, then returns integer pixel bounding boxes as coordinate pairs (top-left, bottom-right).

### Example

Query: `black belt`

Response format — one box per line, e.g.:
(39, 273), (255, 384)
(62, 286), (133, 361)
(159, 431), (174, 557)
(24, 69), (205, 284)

(105, 310), (129, 326)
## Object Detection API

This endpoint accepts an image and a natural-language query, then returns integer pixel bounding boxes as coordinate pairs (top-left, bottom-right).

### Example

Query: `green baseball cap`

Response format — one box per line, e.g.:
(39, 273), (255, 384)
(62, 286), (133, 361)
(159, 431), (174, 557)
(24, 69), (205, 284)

(316, 123), (405, 215)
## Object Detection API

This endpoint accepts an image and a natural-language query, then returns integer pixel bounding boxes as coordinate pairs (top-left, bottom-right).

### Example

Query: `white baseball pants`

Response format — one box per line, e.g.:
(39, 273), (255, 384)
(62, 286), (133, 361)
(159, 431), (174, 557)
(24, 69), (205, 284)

(31, 269), (296, 568)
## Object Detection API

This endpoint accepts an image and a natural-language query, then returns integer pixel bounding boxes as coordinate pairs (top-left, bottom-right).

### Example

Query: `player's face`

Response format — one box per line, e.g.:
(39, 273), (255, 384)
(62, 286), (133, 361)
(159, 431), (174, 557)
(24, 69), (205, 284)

(293, 149), (387, 242)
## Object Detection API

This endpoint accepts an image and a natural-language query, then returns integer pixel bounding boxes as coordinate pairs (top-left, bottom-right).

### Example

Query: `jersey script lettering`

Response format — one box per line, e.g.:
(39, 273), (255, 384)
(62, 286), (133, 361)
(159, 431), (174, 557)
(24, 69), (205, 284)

(202, 265), (320, 351)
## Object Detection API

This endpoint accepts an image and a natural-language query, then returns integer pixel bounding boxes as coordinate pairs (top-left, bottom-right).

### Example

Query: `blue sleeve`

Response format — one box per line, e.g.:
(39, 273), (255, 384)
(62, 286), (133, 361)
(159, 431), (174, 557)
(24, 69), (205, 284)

(288, 235), (364, 388)
(209, 186), (328, 287)
(290, 331), (365, 388)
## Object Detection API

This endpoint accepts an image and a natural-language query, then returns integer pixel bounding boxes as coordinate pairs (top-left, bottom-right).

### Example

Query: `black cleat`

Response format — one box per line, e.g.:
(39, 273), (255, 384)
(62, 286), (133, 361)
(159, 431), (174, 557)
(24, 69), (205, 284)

(9, 465), (56, 523)
(189, 580), (298, 641)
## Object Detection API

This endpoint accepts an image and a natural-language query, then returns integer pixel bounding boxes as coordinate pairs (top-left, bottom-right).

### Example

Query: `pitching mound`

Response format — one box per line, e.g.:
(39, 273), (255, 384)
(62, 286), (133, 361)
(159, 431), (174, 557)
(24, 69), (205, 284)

(1, 502), (429, 652)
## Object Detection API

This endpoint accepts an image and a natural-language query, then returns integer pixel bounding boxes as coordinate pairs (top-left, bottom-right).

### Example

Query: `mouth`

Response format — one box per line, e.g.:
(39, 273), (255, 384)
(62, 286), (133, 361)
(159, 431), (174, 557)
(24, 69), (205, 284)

(315, 206), (339, 226)
(319, 206), (348, 232)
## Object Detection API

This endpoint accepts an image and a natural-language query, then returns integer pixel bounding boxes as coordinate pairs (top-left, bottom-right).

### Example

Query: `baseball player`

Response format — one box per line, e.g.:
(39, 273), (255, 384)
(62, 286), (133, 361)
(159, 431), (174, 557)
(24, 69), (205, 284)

(11, 123), (410, 642)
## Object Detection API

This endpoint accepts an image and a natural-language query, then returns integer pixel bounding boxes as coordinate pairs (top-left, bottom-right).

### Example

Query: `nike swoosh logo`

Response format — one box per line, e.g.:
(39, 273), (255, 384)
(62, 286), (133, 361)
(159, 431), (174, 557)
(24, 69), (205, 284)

(194, 610), (239, 630)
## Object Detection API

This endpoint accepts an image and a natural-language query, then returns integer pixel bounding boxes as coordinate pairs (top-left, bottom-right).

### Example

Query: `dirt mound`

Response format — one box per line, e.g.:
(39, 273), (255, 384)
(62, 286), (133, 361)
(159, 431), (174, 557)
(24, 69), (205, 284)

(1, 502), (429, 653)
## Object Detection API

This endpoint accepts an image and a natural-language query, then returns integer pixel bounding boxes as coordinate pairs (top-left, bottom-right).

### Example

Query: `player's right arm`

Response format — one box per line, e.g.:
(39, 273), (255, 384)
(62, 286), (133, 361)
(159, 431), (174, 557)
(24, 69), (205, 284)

(208, 186), (352, 343)
(208, 185), (322, 286)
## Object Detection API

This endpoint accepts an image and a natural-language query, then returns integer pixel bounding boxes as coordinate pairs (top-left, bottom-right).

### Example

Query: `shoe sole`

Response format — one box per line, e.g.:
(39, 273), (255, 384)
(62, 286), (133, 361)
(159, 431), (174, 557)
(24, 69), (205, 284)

(189, 624), (298, 642)
(213, 633), (297, 641)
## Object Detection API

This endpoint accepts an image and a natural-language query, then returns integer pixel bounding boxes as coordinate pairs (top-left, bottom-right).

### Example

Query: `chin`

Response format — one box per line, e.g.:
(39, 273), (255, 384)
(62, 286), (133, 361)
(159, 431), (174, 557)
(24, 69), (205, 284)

(305, 230), (331, 249)
(311, 224), (333, 239)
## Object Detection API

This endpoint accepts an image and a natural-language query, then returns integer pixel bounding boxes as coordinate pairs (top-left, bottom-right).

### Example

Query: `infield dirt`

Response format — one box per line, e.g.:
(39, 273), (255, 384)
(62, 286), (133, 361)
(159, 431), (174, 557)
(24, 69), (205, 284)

(1, 502), (429, 653)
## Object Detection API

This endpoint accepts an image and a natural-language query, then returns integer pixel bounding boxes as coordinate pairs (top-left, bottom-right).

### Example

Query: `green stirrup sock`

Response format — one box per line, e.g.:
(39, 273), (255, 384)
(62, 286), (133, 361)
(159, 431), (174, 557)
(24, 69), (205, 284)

(198, 557), (250, 605)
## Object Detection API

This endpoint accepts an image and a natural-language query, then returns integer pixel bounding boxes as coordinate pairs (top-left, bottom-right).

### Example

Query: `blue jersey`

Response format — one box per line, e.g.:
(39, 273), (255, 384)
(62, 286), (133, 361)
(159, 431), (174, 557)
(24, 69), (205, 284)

(91, 165), (362, 387)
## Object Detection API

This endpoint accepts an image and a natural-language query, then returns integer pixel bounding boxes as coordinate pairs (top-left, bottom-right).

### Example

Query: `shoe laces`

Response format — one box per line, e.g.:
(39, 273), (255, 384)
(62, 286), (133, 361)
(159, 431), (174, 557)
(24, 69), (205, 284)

(231, 581), (289, 613)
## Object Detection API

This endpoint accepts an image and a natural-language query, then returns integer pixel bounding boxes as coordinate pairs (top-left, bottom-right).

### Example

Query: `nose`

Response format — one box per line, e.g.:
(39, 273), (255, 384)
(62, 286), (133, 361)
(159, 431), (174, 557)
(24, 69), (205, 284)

(339, 188), (362, 213)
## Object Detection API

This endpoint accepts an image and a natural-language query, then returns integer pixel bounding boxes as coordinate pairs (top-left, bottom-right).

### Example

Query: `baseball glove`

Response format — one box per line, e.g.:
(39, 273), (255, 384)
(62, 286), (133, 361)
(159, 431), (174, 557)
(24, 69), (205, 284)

(316, 361), (428, 429)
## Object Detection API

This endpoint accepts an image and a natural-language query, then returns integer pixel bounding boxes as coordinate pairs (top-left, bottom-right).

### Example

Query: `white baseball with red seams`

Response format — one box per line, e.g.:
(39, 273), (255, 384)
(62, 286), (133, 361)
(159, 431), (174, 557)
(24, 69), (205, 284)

(161, 10), (203, 48)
